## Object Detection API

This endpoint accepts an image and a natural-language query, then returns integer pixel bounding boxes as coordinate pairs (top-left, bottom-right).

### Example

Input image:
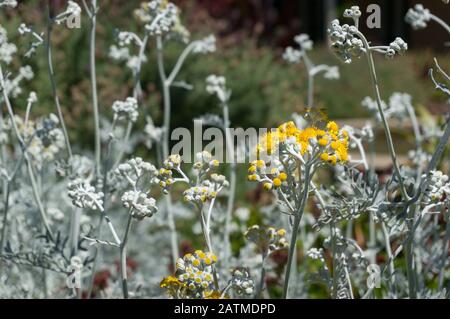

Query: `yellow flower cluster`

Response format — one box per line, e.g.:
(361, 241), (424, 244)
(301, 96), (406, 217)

(321, 121), (349, 165)
(157, 167), (173, 193)
(160, 275), (183, 296)
(248, 160), (288, 191)
(183, 173), (228, 204)
(183, 185), (217, 203)
(256, 120), (349, 166)
(161, 250), (218, 299)
(193, 151), (220, 170)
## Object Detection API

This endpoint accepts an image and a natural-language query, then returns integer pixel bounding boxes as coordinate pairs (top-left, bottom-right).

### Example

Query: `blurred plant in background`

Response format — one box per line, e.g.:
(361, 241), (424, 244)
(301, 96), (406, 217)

(0, 1), (449, 300)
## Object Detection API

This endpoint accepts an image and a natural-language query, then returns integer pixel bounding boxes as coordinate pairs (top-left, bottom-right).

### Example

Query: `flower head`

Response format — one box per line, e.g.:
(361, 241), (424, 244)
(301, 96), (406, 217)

(161, 250), (218, 299)
(160, 275), (183, 297)
(405, 4), (431, 30)
(245, 225), (288, 255)
(54, 1), (81, 25)
(136, 0), (189, 41)
(282, 46), (302, 64)
(343, 5), (362, 23)
(121, 191), (158, 220)
(112, 97), (139, 123)
(294, 33), (314, 50)
(0, 26), (17, 64)
(115, 157), (158, 186)
(183, 174), (228, 204)
(423, 171), (449, 203)
(230, 268), (255, 296)
(67, 178), (104, 211)
(206, 74), (230, 103)
(256, 120), (349, 165)
(192, 35), (216, 54)
(328, 19), (365, 64)
(385, 37), (408, 59)
(0, 0), (17, 8)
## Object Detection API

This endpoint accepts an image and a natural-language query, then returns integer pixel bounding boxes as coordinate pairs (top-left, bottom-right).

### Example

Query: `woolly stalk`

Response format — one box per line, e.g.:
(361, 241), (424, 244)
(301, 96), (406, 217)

(46, 4), (73, 160)
(255, 252), (267, 298)
(356, 30), (410, 201)
(355, 34), (416, 294)
(0, 65), (54, 241)
(301, 53), (315, 107)
(401, 115), (450, 298)
(156, 35), (179, 265)
(0, 172), (9, 254)
(199, 199), (220, 290)
(381, 221), (396, 296)
(0, 109), (9, 254)
(120, 210), (133, 299)
(429, 13), (450, 35)
(86, 0), (101, 179)
(87, 30), (149, 296)
(113, 34), (149, 168)
(282, 163), (311, 299)
(222, 102), (236, 275)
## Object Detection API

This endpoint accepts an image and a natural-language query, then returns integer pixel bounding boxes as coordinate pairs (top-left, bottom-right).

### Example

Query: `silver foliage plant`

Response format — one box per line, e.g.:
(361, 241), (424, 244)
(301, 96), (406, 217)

(0, 1), (449, 300)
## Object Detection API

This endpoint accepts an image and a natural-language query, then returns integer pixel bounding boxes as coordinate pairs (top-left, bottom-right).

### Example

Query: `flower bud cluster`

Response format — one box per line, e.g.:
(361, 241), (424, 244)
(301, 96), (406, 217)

(405, 4), (431, 30)
(175, 250), (217, 298)
(423, 171), (449, 203)
(183, 174), (228, 204)
(134, 1), (185, 39)
(385, 37), (408, 59)
(282, 33), (313, 64)
(328, 19), (365, 64)
(245, 225), (288, 255)
(115, 157), (158, 186)
(121, 191), (158, 220)
(206, 74), (230, 103)
(192, 35), (216, 54)
(0, 26), (17, 65)
(230, 268), (255, 296)
(68, 178), (104, 211)
(112, 97), (139, 123)
(54, 1), (81, 25)
(0, 0), (17, 8)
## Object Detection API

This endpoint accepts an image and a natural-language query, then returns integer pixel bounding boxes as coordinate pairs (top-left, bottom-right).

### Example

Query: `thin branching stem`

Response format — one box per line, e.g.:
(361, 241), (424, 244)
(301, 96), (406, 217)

(222, 101), (236, 276)
(156, 35), (179, 265)
(356, 30), (410, 201)
(120, 210), (133, 299)
(282, 163), (311, 298)
(0, 66), (54, 242)
(46, 3), (73, 160)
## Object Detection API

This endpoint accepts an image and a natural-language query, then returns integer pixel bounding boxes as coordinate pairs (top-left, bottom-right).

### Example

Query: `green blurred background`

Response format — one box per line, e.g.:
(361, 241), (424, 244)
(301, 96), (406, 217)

(1, 0), (449, 150)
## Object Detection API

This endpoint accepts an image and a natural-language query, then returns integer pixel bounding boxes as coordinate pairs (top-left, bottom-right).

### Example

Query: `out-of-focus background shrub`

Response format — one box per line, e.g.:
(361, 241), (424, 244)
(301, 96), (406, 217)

(1, 0), (449, 149)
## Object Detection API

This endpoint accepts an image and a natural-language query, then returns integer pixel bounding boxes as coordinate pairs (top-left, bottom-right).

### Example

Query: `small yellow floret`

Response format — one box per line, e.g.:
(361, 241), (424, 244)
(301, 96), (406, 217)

(330, 141), (339, 150)
(196, 251), (206, 259)
(318, 138), (328, 146)
(211, 159), (219, 167)
(320, 153), (329, 161)
(277, 229), (286, 236)
(327, 121), (339, 132)
(256, 160), (265, 168)
(273, 178), (282, 187)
